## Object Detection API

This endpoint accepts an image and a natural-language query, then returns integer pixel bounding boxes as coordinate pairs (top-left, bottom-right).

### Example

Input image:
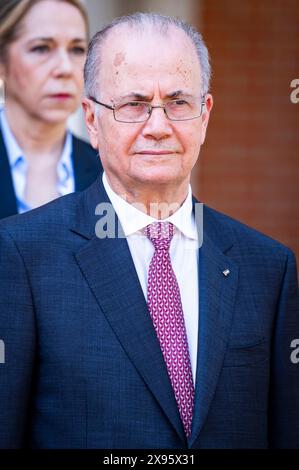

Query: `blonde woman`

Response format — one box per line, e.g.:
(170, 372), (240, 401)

(0, 0), (101, 219)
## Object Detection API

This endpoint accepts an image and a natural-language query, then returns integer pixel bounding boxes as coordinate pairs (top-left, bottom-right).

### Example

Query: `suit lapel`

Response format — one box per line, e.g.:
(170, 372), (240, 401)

(189, 207), (239, 446)
(0, 129), (18, 219)
(71, 179), (186, 443)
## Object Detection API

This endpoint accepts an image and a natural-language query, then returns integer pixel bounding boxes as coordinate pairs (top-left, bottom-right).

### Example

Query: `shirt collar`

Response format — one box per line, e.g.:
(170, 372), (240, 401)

(102, 171), (197, 240)
(57, 131), (73, 186)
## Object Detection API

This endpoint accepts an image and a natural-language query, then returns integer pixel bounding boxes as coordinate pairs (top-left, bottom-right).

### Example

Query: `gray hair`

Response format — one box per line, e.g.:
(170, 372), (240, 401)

(84, 12), (211, 98)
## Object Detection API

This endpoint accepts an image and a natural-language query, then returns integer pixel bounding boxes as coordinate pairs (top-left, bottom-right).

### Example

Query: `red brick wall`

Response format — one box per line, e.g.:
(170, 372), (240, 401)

(192, 0), (299, 274)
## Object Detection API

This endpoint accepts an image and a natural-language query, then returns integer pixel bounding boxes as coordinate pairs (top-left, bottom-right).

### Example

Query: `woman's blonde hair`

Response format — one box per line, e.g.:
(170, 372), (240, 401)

(0, 0), (89, 61)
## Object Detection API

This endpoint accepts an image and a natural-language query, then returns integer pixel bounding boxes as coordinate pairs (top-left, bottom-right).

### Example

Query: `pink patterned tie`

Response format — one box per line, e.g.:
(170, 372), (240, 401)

(146, 221), (194, 437)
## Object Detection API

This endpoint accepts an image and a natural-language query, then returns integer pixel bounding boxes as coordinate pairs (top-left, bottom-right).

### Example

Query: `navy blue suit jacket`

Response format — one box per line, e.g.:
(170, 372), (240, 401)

(0, 128), (102, 219)
(0, 177), (298, 448)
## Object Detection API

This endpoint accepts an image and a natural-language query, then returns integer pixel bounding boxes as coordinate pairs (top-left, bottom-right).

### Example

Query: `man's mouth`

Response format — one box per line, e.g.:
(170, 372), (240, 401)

(136, 150), (176, 155)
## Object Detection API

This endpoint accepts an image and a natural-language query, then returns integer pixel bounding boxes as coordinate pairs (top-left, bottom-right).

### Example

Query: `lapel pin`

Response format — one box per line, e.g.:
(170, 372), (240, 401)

(222, 269), (230, 277)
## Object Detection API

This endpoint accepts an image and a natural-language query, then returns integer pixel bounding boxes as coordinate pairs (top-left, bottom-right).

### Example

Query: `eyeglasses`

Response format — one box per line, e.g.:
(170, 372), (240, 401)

(88, 95), (206, 123)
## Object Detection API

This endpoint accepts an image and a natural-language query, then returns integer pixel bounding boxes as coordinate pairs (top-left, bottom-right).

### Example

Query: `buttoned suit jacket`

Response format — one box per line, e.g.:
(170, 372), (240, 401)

(0, 128), (102, 219)
(0, 176), (298, 448)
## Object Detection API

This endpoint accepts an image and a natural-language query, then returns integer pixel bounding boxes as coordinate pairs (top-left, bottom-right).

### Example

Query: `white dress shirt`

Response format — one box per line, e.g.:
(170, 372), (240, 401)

(102, 172), (199, 384)
(0, 108), (74, 214)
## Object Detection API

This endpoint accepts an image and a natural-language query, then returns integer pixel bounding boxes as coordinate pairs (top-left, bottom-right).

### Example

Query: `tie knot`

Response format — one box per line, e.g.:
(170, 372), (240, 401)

(145, 222), (174, 250)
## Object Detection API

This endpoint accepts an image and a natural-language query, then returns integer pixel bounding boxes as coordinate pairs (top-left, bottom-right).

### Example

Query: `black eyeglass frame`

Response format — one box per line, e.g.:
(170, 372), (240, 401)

(88, 95), (207, 123)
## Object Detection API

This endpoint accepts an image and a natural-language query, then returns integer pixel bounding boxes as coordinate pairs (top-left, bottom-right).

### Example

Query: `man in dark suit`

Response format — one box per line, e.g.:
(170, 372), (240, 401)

(0, 12), (298, 449)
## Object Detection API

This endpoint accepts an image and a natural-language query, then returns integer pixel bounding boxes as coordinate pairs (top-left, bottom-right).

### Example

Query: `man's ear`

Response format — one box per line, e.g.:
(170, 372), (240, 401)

(82, 98), (99, 150)
(200, 93), (213, 144)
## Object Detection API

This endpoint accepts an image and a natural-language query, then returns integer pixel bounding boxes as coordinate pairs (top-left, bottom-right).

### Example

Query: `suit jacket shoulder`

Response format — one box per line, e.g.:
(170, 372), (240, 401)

(1, 184), (296, 260)
(0, 177), (103, 254)
(202, 203), (295, 263)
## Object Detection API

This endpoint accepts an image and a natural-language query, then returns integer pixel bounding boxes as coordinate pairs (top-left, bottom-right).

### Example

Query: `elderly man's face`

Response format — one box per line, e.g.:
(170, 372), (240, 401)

(84, 25), (212, 197)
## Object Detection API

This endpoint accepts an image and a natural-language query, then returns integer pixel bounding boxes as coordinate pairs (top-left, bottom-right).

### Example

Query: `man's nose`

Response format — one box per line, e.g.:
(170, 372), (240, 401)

(52, 49), (73, 76)
(142, 106), (173, 140)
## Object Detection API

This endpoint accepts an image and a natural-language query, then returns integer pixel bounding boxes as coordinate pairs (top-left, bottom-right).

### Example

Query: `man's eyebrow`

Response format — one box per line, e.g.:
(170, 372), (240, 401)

(166, 90), (197, 99)
(118, 92), (151, 101)
(165, 90), (185, 99)
(118, 90), (192, 102)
